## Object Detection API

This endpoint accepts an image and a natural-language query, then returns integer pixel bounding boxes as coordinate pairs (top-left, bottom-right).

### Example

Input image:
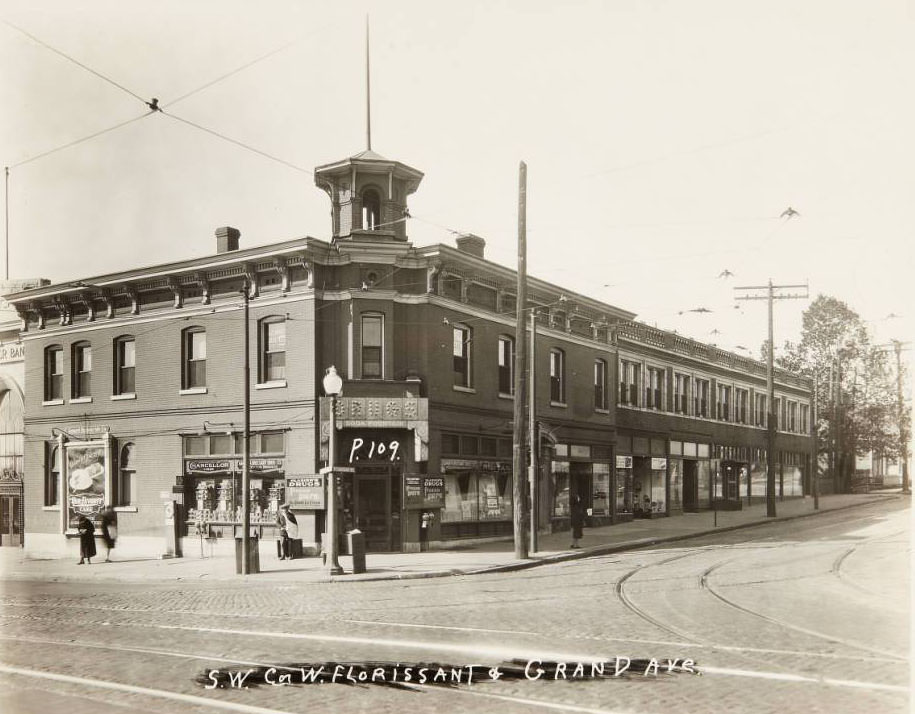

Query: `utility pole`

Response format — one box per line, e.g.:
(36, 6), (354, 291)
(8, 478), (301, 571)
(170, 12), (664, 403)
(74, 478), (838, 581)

(4, 167), (9, 280)
(528, 307), (538, 553)
(241, 278), (251, 574)
(734, 280), (809, 517)
(512, 162), (529, 559)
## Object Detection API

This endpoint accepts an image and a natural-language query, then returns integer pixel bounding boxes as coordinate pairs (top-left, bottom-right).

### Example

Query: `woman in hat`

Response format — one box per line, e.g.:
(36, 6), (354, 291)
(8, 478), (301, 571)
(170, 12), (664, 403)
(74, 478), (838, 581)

(77, 515), (96, 564)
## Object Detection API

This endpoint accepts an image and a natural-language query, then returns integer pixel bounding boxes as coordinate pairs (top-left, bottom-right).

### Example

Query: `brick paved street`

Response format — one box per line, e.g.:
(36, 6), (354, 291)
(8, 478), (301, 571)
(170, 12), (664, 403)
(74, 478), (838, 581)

(0, 497), (909, 713)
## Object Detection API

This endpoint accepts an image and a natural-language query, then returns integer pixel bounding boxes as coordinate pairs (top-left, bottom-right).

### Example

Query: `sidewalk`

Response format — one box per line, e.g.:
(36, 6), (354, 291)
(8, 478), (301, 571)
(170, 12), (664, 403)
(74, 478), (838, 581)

(0, 493), (904, 586)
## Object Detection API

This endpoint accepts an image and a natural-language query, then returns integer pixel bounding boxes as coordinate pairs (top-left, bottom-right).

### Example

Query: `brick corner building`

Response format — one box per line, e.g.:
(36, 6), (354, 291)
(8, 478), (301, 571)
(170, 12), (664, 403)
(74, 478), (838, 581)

(7, 147), (814, 558)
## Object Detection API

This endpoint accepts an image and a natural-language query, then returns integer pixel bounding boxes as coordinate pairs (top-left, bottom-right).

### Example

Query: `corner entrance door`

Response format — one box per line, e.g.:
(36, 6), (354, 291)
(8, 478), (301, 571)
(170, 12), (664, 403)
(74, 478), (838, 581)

(1, 495), (21, 547)
(683, 460), (699, 512)
(354, 475), (391, 552)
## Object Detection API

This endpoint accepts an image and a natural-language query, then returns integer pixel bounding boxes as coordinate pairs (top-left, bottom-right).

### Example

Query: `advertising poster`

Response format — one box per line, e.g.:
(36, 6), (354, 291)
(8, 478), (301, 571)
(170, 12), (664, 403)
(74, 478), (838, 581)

(66, 443), (107, 529)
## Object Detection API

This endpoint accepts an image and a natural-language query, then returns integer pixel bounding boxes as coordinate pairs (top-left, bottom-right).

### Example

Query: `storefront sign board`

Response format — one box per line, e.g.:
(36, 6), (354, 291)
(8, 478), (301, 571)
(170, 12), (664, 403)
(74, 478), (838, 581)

(285, 475), (324, 509)
(616, 455), (633, 469)
(65, 441), (108, 529)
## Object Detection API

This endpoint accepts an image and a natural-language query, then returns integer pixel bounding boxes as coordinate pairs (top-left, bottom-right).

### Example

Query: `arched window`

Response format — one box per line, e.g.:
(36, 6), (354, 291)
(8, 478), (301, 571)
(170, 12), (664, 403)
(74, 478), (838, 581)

(45, 443), (60, 506)
(361, 188), (381, 230)
(113, 336), (136, 395)
(258, 317), (286, 383)
(182, 327), (207, 389)
(44, 345), (63, 401)
(119, 442), (135, 506)
(72, 341), (92, 399)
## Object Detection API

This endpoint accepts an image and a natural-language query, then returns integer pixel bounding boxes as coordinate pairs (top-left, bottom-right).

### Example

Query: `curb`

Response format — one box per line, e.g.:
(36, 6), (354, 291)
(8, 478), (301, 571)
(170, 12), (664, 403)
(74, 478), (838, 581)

(459, 494), (900, 577)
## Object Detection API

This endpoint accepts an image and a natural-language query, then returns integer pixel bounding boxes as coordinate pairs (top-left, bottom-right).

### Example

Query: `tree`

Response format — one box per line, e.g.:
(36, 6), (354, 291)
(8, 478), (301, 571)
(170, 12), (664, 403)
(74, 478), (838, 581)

(770, 295), (903, 492)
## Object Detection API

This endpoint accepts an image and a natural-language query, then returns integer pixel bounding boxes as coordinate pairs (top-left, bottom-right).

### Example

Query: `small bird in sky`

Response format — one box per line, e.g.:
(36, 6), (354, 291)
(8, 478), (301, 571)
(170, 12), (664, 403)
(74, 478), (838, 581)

(710, 329), (721, 336)
(678, 307), (713, 315)
(885, 312), (902, 319)
(717, 269), (734, 279)
(780, 206), (800, 219)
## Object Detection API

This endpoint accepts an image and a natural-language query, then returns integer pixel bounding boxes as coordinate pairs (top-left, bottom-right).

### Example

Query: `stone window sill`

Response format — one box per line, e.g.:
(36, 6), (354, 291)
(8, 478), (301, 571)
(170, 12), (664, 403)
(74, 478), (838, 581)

(42, 399), (64, 407)
(179, 387), (208, 396)
(70, 397), (93, 404)
(255, 380), (287, 390)
(453, 385), (475, 394)
(111, 393), (137, 401)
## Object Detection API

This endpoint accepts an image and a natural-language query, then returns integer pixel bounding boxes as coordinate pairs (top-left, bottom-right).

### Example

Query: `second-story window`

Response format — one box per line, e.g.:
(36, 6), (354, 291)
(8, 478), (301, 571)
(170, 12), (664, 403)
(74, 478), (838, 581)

(674, 373), (690, 414)
(755, 393), (767, 426)
(260, 318), (286, 383)
(594, 359), (607, 410)
(550, 348), (565, 403)
(44, 346), (63, 401)
(619, 359), (641, 406)
(774, 397), (782, 430)
(717, 384), (731, 421)
(361, 314), (383, 379)
(114, 337), (136, 395)
(646, 367), (663, 410)
(736, 388), (749, 424)
(694, 379), (710, 417)
(800, 404), (810, 433)
(71, 342), (92, 399)
(183, 328), (207, 389)
(453, 325), (471, 388)
(788, 401), (798, 432)
(498, 335), (514, 395)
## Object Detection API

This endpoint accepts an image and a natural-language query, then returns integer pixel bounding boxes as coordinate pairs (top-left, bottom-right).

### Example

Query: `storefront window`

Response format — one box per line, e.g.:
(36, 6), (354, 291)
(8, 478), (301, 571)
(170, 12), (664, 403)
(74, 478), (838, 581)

(441, 462), (513, 523)
(592, 463), (610, 516)
(633, 457), (666, 515)
(783, 466), (803, 496)
(739, 464), (749, 499)
(669, 458), (683, 511)
(616, 461), (633, 514)
(751, 461), (767, 501)
(552, 460), (570, 517)
(711, 460), (723, 499)
(696, 460), (711, 508)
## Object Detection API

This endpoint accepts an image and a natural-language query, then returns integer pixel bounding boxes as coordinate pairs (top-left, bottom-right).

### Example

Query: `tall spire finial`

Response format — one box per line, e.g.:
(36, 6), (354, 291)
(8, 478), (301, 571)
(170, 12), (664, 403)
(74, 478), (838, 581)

(365, 15), (372, 151)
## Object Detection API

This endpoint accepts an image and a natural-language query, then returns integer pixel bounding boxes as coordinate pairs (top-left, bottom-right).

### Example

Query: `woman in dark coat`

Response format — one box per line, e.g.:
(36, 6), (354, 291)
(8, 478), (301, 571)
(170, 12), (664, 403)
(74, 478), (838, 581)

(570, 494), (585, 549)
(77, 515), (96, 564)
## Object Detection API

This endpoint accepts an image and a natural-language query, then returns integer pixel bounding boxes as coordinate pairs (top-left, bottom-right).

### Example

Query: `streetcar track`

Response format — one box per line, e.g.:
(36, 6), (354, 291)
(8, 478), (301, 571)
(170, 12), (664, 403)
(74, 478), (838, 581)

(698, 561), (907, 662)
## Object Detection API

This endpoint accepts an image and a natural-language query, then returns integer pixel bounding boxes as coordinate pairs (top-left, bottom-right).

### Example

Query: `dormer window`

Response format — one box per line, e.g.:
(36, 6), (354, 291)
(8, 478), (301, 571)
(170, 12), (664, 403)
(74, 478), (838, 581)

(362, 188), (381, 230)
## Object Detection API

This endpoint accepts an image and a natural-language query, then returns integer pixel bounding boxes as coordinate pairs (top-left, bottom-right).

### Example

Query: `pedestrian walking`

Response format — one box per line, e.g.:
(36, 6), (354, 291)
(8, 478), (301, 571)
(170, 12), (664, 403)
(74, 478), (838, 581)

(570, 494), (585, 549)
(276, 504), (298, 560)
(77, 515), (96, 564)
(100, 506), (118, 562)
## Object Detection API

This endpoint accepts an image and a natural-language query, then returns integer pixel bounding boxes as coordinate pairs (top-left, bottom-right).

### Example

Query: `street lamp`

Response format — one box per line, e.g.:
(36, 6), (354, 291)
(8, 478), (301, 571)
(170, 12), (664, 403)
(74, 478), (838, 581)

(323, 366), (344, 575)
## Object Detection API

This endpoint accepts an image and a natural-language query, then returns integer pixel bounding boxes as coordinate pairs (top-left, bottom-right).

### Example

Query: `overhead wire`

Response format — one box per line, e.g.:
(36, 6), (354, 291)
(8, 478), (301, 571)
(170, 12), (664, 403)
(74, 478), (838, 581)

(2, 19), (149, 106)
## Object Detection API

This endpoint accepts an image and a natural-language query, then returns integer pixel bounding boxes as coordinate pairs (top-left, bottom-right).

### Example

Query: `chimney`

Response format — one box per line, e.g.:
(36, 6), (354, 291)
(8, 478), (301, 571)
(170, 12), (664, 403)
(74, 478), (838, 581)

(216, 226), (240, 253)
(455, 233), (485, 259)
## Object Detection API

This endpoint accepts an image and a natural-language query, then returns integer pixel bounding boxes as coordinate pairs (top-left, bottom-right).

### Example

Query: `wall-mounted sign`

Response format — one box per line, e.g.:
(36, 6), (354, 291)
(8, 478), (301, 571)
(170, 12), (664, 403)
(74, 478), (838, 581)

(320, 397), (429, 462)
(0, 343), (23, 364)
(66, 442), (108, 529)
(651, 458), (668, 470)
(404, 475), (445, 509)
(616, 456), (633, 469)
(285, 475), (324, 510)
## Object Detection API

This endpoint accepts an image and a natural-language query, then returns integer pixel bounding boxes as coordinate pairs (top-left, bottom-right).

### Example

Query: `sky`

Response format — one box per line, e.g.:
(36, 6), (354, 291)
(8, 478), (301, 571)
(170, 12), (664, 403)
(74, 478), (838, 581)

(1, 0), (912, 365)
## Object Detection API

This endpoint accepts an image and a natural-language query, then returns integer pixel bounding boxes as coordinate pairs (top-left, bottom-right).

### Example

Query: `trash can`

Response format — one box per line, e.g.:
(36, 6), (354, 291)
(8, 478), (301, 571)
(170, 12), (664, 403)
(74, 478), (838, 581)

(347, 529), (366, 574)
(235, 535), (260, 574)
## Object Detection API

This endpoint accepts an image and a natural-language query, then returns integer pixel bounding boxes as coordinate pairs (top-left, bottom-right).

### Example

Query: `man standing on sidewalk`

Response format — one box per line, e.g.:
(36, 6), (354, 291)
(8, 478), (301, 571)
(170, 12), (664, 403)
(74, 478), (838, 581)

(276, 504), (298, 560)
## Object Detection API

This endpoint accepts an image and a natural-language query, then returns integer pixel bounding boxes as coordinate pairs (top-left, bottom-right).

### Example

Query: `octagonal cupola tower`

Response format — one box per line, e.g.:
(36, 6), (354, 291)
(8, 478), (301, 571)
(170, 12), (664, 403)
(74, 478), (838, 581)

(314, 19), (423, 243)
(314, 150), (423, 243)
